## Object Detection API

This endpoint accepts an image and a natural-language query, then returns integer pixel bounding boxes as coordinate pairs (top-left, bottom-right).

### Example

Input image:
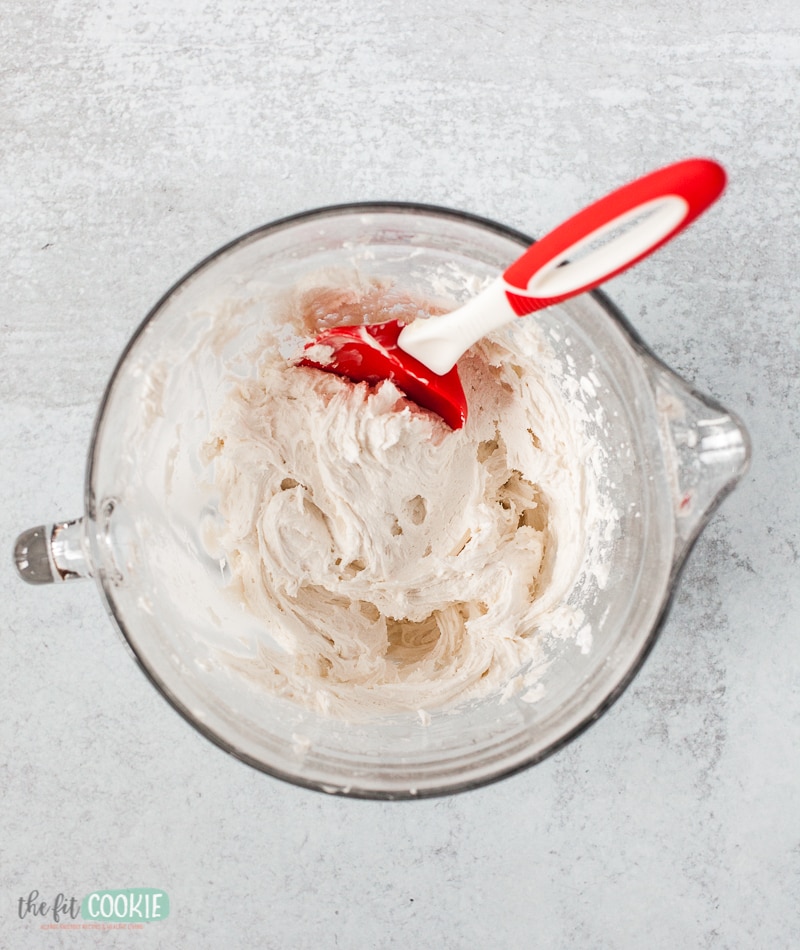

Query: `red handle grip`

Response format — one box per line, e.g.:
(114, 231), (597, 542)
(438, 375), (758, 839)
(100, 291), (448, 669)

(502, 158), (727, 316)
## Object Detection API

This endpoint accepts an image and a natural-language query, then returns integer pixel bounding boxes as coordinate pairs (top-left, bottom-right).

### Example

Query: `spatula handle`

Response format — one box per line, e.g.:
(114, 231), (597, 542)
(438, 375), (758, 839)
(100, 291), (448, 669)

(398, 158), (726, 376)
(502, 158), (726, 316)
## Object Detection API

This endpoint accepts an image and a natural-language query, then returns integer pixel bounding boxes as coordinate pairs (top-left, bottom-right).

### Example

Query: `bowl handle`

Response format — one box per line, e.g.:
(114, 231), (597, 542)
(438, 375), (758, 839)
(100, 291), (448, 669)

(644, 356), (751, 571)
(13, 518), (92, 585)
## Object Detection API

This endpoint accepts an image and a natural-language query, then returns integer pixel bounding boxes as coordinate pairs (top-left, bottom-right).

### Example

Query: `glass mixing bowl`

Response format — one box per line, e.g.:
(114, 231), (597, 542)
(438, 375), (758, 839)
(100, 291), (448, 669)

(14, 204), (750, 798)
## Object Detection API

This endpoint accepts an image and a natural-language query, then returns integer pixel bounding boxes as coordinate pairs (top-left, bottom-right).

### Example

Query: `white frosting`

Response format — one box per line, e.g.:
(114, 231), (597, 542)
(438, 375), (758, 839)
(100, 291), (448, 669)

(195, 276), (616, 718)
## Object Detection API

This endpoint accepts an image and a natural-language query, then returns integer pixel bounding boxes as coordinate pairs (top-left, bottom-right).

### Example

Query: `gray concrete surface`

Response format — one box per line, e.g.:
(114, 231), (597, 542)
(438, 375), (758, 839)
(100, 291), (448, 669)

(2, 1), (798, 947)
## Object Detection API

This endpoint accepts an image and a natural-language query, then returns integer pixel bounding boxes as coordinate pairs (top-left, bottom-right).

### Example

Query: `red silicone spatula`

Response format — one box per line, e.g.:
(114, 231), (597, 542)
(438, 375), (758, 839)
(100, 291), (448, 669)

(300, 158), (726, 429)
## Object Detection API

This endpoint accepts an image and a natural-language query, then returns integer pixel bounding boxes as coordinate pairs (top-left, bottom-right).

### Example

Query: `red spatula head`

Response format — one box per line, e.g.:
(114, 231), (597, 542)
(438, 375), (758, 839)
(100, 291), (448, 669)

(300, 320), (468, 429)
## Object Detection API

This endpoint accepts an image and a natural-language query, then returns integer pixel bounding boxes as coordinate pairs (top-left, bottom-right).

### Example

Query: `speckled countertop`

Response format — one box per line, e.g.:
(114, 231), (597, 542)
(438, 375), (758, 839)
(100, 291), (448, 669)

(2, 1), (799, 947)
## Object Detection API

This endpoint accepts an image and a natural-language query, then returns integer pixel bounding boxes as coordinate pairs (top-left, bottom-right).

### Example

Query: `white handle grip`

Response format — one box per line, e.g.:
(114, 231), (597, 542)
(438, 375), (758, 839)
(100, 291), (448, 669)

(397, 279), (517, 376)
